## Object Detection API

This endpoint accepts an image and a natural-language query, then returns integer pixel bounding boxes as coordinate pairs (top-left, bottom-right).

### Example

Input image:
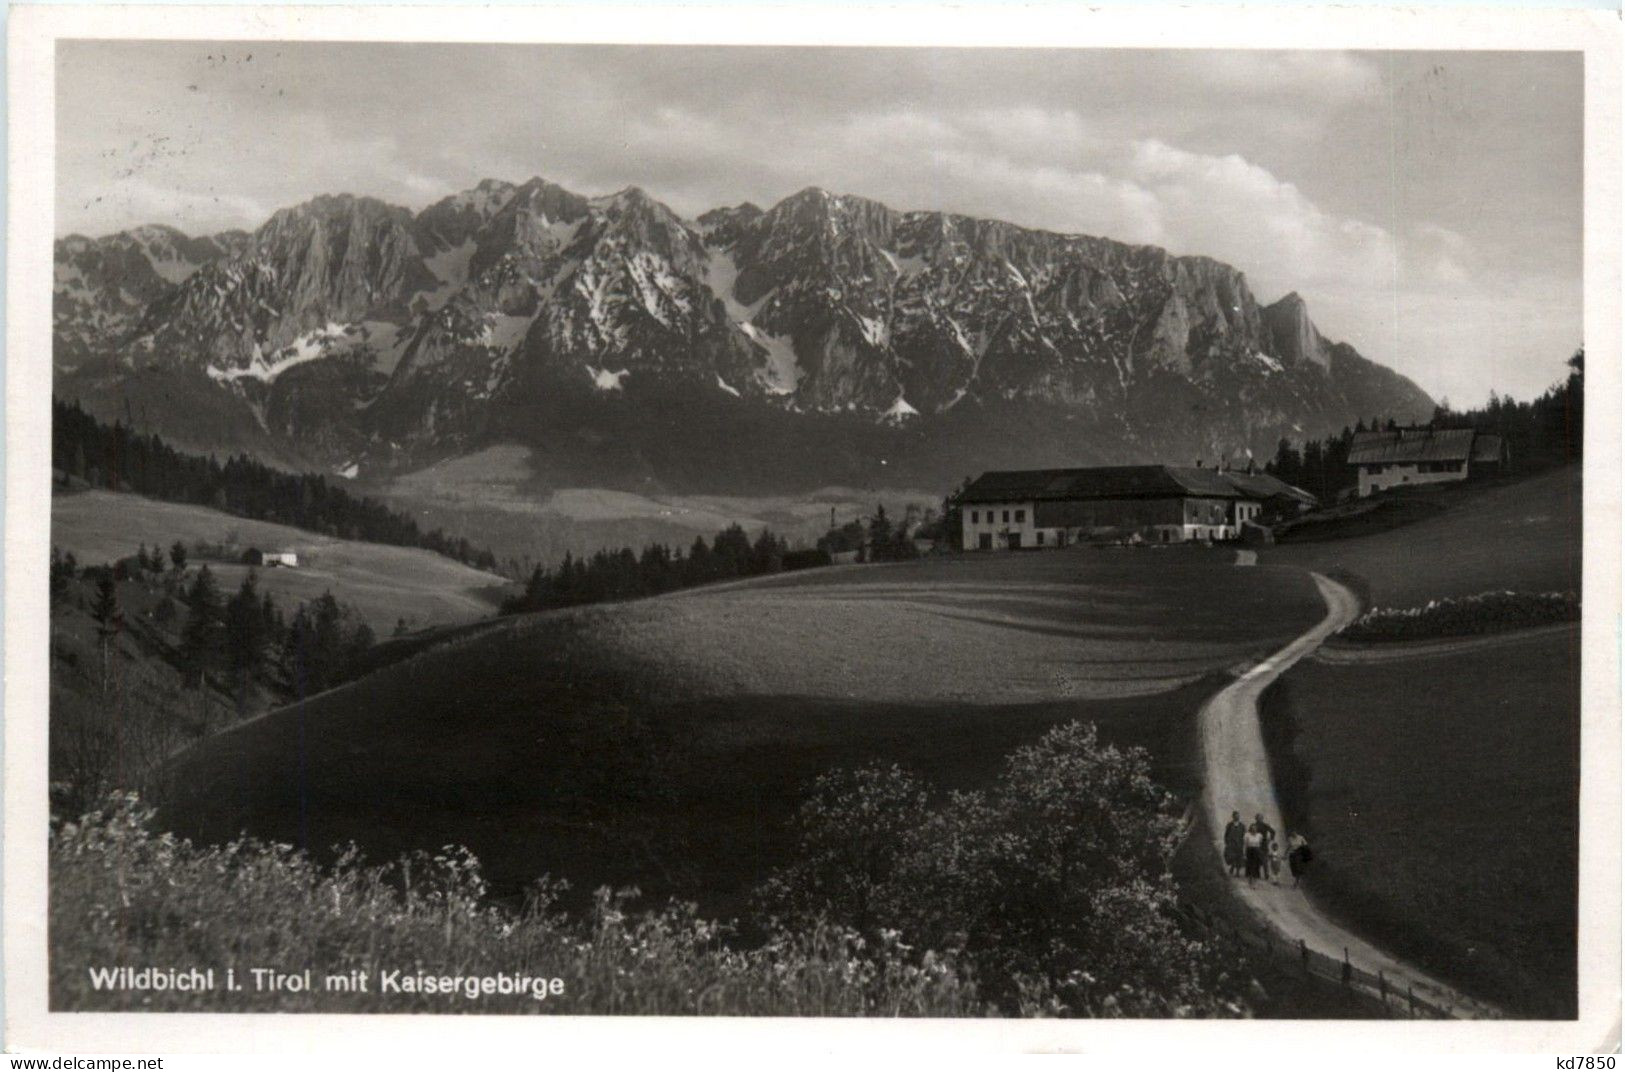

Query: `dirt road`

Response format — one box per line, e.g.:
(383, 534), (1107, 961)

(1199, 572), (1500, 1018)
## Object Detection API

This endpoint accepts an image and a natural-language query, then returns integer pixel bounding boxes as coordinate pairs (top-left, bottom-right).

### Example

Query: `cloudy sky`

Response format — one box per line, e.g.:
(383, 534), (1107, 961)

(57, 42), (1581, 404)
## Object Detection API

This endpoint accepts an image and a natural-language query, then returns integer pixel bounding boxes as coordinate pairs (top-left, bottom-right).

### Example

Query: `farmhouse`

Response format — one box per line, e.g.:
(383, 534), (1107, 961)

(1346, 427), (1506, 498)
(242, 548), (300, 568)
(957, 465), (1317, 550)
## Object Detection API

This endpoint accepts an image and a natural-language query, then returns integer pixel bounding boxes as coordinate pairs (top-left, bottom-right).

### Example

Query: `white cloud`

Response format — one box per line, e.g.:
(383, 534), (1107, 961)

(1126, 138), (1398, 292)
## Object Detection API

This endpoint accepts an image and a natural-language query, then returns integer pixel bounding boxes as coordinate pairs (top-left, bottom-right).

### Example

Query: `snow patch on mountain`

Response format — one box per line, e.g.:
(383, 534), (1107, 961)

(545, 217), (582, 250)
(482, 313), (533, 352)
(626, 250), (692, 329)
(883, 396), (920, 422)
(716, 375), (741, 397)
(855, 313), (889, 348)
(586, 365), (630, 391)
(741, 322), (800, 394)
(147, 257), (198, 287)
(895, 253), (928, 277)
(704, 246), (801, 394)
(206, 322), (352, 383)
(702, 247), (768, 321)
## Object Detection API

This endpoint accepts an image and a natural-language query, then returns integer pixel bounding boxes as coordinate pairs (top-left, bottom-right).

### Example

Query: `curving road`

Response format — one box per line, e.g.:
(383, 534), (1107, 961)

(1199, 571), (1500, 1018)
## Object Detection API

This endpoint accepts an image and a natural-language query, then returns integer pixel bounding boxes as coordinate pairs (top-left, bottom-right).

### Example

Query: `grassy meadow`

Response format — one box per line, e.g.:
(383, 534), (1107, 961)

(1263, 464), (1581, 607)
(52, 486), (511, 633)
(158, 550), (1324, 922)
(1262, 629), (1580, 1016)
(1259, 466), (1583, 1017)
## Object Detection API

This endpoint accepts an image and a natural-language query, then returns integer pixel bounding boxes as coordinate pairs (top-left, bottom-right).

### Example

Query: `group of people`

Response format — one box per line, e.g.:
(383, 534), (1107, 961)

(1223, 811), (1312, 886)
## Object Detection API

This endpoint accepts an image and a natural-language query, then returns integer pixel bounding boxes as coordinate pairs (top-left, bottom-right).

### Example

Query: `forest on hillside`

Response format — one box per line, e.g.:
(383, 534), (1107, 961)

(1265, 348), (1583, 502)
(52, 399), (501, 572)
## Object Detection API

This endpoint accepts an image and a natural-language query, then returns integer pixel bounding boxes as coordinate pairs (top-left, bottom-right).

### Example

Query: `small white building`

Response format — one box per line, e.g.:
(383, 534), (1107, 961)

(1347, 428), (1506, 498)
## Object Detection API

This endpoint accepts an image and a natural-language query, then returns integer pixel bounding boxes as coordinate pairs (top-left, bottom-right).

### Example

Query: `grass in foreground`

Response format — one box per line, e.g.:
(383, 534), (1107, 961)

(1261, 628), (1580, 1017)
(60, 723), (1257, 1017)
(50, 796), (980, 1015)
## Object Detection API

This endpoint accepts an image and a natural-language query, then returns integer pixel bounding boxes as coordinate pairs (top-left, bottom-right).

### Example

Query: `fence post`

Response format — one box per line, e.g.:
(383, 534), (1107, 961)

(1341, 947), (1352, 987)
(1299, 938), (1308, 967)
(1378, 971), (1388, 1014)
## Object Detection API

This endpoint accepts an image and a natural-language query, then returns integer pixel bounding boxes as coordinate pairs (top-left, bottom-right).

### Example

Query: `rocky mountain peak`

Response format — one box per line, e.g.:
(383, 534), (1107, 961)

(1262, 290), (1331, 369)
(416, 180), (519, 253)
(56, 176), (1437, 489)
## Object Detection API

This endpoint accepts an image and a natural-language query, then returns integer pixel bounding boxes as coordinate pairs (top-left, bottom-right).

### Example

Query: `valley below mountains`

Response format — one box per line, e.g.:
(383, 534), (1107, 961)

(55, 178), (1434, 496)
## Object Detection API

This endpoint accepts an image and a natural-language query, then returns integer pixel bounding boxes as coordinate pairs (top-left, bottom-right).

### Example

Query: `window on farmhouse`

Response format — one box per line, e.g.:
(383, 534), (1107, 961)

(1015, 509), (1026, 523)
(970, 510), (979, 523)
(1003, 510), (1010, 524)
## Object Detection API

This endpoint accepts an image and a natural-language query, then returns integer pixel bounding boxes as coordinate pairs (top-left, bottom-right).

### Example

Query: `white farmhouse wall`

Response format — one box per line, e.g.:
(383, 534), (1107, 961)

(1357, 461), (1468, 497)
(961, 501), (1043, 550)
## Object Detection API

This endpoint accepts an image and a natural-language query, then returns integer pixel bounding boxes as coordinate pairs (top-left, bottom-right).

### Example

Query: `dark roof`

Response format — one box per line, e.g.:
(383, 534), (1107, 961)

(1347, 427), (1477, 465)
(957, 465), (1310, 505)
(1221, 471), (1319, 506)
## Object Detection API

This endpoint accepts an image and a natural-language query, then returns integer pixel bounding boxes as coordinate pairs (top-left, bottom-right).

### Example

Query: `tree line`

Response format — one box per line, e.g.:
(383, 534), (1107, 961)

(501, 502), (930, 617)
(53, 546), (378, 708)
(500, 523), (818, 614)
(815, 503), (924, 562)
(50, 544), (380, 816)
(1266, 347), (1583, 502)
(52, 398), (500, 573)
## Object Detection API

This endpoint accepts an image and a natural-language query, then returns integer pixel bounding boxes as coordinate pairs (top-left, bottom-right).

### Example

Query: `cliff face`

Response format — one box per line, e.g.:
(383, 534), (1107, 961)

(1261, 291), (1331, 370)
(53, 178), (1436, 489)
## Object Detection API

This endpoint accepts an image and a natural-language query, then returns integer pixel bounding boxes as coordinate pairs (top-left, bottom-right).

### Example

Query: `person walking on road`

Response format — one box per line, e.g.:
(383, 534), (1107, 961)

(1243, 822), (1265, 884)
(1223, 811), (1246, 877)
(1287, 833), (1313, 887)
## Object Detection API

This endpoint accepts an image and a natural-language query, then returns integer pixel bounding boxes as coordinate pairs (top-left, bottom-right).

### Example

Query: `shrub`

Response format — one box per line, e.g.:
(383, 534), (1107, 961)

(1340, 590), (1579, 643)
(49, 795), (983, 1016)
(759, 722), (1244, 1017)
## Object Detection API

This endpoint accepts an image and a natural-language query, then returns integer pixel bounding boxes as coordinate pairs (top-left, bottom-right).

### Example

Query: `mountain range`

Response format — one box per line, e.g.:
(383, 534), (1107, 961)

(54, 178), (1435, 494)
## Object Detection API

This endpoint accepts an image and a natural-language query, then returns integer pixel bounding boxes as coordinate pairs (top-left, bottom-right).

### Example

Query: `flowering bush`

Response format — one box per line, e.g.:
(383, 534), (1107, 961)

(1340, 590), (1579, 643)
(758, 722), (1243, 1017)
(49, 795), (981, 1015)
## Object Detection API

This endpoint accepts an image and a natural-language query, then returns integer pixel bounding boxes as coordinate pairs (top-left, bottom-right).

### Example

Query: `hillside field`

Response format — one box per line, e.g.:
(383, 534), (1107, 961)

(1264, 630), (1580, 1017)
(1260, 467), (1584, 1017)
(1263, 465), (1581, 608)
(52, 487), (511, 633)
(160, 549), (1325, 921)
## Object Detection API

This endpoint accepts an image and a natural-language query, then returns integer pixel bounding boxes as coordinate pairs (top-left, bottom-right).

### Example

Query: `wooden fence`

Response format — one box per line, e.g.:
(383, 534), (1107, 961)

(1175, 900), (1471, 1019)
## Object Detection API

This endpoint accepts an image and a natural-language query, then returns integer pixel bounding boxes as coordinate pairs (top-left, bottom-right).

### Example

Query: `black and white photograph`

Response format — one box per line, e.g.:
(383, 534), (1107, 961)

(5, 2), (1620, 1056)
